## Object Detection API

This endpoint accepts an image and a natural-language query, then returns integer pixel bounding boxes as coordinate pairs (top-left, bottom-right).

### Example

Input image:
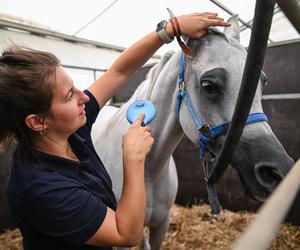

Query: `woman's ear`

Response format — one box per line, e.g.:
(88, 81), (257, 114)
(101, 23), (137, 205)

(25, 114), (46, 132)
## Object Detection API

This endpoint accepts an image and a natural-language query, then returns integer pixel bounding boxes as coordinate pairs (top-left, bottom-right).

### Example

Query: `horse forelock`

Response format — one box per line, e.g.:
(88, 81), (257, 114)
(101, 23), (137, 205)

(187, 28), (240, 55)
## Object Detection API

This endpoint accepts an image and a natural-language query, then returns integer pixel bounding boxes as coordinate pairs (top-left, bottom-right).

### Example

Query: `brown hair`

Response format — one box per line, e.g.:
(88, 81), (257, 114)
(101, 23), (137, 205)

(0, 46), (60, 159)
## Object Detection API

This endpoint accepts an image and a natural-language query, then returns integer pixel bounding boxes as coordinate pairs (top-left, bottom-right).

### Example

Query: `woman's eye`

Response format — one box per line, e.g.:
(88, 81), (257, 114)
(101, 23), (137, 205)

(201, 81), (218, 94)
(68, 90), (74, 99)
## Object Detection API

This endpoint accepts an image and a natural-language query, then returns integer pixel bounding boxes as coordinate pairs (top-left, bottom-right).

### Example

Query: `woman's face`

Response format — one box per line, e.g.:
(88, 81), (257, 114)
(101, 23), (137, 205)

(45, 66), (90, 137)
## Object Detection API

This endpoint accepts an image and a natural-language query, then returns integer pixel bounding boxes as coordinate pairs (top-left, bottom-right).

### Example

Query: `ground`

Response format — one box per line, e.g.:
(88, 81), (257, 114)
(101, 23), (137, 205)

(1, 204), (300, 250)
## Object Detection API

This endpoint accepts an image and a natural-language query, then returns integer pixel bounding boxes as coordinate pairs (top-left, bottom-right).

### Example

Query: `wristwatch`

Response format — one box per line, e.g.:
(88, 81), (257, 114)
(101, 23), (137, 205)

(156, 20), (173, 44)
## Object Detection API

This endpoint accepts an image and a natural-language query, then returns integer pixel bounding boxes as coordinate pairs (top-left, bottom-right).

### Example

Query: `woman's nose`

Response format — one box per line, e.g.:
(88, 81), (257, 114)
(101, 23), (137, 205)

(79, 90), (90, 104)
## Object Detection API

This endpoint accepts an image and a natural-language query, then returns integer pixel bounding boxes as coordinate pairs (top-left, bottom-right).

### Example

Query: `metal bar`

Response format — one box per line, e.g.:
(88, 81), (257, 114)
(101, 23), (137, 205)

(209, 0), (274, 44)
(231, 158), (300, 250)
(209, 0), (251, 28)
(0, 19), (126, 52)
(0, 18), (163, 60)
(207, 0), (276, 184)
(267, 37), (300, 47)
(62, 64), (106, 72)
(73, 0), (119, 36)
(240, 5), (281, 32)
(262, 93), (300, 100)
(277, 0), (300, 34)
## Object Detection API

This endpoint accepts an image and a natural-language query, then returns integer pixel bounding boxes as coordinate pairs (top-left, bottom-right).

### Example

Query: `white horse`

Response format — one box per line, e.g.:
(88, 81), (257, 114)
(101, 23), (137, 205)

(91, 17), (293, 249)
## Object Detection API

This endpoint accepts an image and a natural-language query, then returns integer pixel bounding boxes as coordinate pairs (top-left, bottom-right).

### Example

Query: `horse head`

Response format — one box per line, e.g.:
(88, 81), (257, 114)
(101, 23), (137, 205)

(176, 16), (294, 201)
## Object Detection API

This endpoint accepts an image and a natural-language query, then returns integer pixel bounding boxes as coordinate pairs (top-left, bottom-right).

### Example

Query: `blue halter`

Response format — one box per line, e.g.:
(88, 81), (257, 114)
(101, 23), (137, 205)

(175, 52), (268, 159)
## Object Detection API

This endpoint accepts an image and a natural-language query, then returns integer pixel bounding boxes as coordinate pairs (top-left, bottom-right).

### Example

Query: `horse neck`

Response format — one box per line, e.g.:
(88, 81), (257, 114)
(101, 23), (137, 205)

(145, 55), (185, 171)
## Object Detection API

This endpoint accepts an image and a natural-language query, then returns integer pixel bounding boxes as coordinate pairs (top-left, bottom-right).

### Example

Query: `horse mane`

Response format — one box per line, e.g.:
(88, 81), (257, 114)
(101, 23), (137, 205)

(145, 50), (175, 83)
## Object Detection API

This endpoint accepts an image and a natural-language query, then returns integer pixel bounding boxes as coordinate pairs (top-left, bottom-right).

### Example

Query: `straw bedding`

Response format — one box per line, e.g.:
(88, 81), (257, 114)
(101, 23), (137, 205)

(1, 204), (300, 250)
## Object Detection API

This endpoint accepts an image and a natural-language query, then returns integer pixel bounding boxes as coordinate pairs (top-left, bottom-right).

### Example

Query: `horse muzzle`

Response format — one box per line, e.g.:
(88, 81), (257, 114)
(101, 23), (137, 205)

(255, 162), (284, 193)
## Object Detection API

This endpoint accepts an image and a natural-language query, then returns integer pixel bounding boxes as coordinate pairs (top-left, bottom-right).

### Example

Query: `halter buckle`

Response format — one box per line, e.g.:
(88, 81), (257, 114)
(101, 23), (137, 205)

(178, 81), (185, 90)
(199, 123), (212, 138)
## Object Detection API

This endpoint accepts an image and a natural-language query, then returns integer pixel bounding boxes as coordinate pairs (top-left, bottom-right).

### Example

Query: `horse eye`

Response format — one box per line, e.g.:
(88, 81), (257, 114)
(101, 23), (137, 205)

(201, 80), (218, 94)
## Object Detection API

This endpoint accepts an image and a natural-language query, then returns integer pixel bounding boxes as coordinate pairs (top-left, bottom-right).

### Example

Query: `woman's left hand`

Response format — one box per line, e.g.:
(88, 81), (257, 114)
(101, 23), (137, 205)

(166, 12), (231, 39)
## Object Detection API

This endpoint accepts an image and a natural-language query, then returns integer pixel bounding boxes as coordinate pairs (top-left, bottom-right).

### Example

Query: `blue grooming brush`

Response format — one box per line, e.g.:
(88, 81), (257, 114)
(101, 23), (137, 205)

(126, 100), (156, 126)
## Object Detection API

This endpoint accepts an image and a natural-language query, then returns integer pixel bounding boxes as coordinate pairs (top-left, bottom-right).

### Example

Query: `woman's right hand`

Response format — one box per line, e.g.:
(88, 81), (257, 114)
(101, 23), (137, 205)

(88, 114), (152, 247)
(122, 113), (154, 164)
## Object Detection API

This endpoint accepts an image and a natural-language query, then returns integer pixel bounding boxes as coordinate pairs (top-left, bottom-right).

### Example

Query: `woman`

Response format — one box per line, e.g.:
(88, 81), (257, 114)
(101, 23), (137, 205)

(0, 12), (230, 249)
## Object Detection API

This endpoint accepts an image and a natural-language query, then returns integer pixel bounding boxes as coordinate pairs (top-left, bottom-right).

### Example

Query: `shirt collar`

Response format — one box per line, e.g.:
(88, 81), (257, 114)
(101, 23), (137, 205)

(68, 133), (89, 163)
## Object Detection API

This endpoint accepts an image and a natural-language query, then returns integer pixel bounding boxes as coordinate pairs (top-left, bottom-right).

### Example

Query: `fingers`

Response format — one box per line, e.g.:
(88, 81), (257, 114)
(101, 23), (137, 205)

(122, 113), (154, 162)
(206, 16), (224, 20)
(178, 11), (231, 39)
(201, 13), (231, 27)
(196, 12), (218, 17)
(144, 126), (151, 132)
(198, 30), (208, 37)
(131, 113), (152, 134)
(197, 15), (231, 28)
(133, 113), (145, 126)
(207, 18), (231, 27)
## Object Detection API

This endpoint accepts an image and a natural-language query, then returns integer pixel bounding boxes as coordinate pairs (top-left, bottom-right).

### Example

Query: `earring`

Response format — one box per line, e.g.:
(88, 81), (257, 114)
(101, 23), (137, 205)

(39, 127), (47, 136)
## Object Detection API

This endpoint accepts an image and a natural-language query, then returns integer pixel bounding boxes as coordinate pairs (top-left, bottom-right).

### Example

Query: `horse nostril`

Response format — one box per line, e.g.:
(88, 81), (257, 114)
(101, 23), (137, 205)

(255, 163), (283, 193)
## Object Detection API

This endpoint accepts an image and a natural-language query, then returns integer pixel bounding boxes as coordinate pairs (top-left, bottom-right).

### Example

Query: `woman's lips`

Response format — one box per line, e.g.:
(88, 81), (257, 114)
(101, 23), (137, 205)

(79, 110), (86, 116)
(79, 105), (86, 116)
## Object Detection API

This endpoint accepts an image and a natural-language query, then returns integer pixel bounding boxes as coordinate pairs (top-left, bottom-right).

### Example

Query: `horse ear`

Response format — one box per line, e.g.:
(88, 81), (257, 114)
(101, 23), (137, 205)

(223, 14), (240, 42)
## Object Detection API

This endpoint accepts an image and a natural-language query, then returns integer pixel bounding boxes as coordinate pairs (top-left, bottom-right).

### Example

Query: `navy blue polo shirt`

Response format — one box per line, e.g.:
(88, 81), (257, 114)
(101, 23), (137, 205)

(6, 90), (117, 250)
